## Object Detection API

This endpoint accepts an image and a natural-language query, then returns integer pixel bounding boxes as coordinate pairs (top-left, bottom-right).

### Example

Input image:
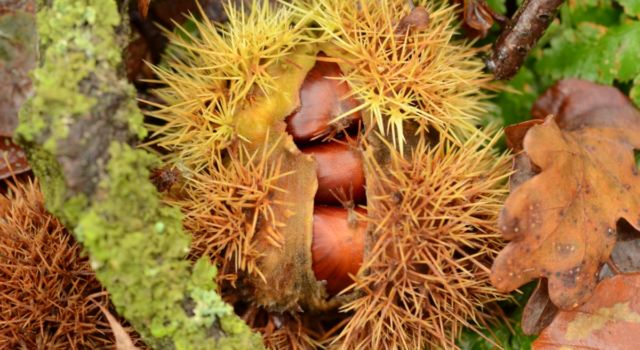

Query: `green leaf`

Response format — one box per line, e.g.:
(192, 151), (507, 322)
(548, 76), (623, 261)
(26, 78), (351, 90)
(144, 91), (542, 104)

(631, 74), (640, 106)
(486, 0), (506, 15)
(457, 308), (536, 350)
(559, 0), (622, 27)
(618, 0), (640, 17)
(458, 325), (534, 350)
(493, 67), (541, 127)
(458, 284), (537, 350)
(535, 21), (640, 86)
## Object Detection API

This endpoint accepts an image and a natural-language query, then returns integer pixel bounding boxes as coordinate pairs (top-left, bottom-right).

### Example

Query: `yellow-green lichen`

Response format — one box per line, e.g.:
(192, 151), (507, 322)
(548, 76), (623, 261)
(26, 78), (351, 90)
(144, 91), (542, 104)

(18, 0), (145, 146)
(74, 142), (263, 349)
(21, 146), (86, 224)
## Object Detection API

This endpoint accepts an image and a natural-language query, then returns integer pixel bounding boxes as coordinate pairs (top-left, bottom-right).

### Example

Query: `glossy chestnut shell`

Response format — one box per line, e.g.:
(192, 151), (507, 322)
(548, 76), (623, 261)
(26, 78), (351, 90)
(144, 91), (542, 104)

(303, 142), (366, 205)
(285, 57), (360, 143)
(311, 206), (367, 295)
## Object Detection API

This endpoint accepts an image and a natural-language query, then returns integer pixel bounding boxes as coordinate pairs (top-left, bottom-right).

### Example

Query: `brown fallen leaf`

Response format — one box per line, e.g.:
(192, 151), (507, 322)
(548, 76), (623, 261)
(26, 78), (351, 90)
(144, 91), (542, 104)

(521, 279), (558, 335)
(98, 304), (141, 350)
(533, 273), (640, 350)
(531, 79), (632, 122)
(504, 119), (544, 192)
(504, 119), (544, 153)
(0, 0), (34, 182)
(491, 79), (640, 310)
(1, 136), (30, 180)
(599, 220), (640, 279)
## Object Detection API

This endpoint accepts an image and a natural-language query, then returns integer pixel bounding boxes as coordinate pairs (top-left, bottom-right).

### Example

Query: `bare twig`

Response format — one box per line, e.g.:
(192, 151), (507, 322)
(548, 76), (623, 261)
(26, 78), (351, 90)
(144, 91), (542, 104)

(486, 0), (565, 80)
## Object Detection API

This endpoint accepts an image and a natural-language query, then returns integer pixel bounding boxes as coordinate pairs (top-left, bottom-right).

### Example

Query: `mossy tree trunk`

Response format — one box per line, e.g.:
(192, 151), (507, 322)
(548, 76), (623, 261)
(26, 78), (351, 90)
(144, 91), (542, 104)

(16, 0), (263, 349)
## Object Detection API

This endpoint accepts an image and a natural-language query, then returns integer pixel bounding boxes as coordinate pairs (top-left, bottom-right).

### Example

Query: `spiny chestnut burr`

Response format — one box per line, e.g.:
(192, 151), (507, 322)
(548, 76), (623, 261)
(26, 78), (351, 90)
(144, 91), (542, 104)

(311, 206), (366, 295)
(148, 1), (510, 348)
(0, 180), (142, 348)
(285, 56), (361, 143)
(302, 142), (366, 205)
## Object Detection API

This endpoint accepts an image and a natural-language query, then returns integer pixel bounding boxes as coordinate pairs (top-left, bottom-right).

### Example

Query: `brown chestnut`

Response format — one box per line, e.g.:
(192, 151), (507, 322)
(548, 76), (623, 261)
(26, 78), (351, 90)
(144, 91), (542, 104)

(302, 142), (366, 205)
(285, 57), (361, 143)
(311, 206), (366, 295)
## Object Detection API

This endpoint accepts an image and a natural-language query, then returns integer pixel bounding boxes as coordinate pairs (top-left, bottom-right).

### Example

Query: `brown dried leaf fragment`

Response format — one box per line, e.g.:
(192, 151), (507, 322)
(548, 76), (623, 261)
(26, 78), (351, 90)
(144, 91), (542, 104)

(99, 305), (141, 350)
(521, 279), (558, 335)
(533, 273), (640, 350)
(0, 136), (30, 180)
(492, 79), (640, 310)
(462, 0), (496, 38)
(451, 0), (506, 39)
(396, 5), (430, 34)
(138, 0), (150, 18)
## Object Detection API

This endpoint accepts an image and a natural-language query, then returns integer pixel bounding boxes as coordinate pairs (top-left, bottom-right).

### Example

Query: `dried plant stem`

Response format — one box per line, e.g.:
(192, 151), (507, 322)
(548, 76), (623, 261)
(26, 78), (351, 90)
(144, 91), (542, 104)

(606, 257), (622, 275)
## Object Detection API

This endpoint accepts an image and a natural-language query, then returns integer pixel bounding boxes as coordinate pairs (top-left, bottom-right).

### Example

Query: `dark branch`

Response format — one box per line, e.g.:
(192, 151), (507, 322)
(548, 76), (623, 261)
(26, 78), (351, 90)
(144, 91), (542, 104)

(486, 0), (565, 80)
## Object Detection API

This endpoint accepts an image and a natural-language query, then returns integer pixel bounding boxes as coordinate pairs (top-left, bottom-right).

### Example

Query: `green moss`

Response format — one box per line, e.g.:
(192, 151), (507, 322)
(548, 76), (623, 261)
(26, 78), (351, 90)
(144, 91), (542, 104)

(220, 314), (250, 335)
(188, 261), (233, 327)
(120, 83), (148, 139)
(73, 143), (262, 349)
(20, 138), (89, 227)
(17, 0), (145, 145)
(23, 147), (69, 212)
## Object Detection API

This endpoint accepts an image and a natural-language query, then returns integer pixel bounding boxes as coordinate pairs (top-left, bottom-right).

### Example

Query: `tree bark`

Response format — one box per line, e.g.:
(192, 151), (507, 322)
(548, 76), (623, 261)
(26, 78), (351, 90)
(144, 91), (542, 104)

(16, 0), (263, 348)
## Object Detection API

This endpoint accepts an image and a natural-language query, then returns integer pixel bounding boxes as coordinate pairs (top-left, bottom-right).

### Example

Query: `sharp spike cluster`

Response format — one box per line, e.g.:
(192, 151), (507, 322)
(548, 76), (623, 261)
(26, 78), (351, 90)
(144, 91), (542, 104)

(297, 0), (494, 153)
(177, 137), (291, 281)
(335, 130), (510, 349)
(237, 305), (329, 350)
(0, 180), (142, 348)
(143, 0), (319, 170)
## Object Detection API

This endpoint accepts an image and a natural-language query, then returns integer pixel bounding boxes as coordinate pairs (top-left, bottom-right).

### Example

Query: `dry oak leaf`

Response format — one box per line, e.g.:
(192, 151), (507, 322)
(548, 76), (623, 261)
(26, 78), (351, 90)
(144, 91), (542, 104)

(533, 273), (640, 350)
(491, 80), (640, 310)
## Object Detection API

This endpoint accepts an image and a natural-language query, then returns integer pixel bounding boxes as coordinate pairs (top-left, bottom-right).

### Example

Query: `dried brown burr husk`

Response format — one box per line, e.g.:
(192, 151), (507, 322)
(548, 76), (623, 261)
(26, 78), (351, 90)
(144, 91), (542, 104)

(0, 179), (142, 349)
